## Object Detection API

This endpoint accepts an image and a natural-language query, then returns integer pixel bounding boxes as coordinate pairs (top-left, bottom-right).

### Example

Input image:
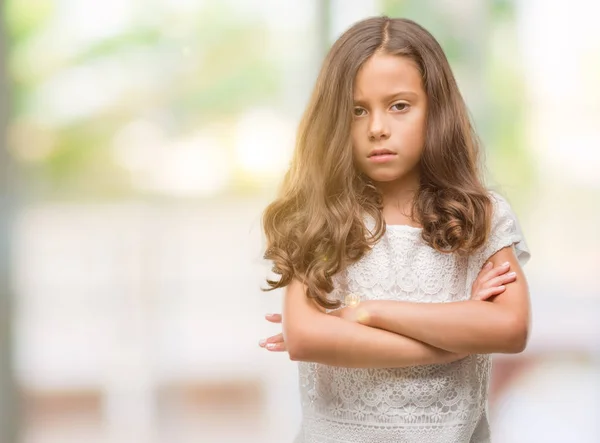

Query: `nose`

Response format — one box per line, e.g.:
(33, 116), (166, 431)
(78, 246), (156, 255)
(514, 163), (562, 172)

(368, 112), (390, 141)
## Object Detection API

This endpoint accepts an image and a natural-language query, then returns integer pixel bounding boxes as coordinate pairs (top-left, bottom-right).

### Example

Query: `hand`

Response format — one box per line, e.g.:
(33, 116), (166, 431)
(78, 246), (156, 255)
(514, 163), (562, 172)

(258, 313), (287, 352)
(471, 261), (517, 301)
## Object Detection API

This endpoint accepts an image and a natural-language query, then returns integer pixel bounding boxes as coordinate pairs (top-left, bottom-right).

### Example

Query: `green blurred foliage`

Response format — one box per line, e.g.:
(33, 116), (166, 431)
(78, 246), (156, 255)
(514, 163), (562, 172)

(382, 0), (535, 200)
(5, 1), (279, 198)
(4, 0), (54, 41)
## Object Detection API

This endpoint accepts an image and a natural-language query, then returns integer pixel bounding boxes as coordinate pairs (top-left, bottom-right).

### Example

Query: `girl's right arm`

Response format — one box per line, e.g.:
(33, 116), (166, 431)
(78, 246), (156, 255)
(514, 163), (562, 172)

(278, 279), (467, 368)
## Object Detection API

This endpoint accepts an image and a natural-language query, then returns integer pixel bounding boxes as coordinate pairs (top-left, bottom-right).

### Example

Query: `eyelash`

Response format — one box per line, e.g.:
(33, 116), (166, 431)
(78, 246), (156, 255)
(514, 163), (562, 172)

(352, 102), (410, 117)
(391, 102), (409, 112)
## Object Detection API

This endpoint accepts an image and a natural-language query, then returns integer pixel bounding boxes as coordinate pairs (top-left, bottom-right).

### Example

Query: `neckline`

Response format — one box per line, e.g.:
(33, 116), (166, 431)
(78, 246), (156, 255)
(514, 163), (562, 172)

(385, 223), (422, 232)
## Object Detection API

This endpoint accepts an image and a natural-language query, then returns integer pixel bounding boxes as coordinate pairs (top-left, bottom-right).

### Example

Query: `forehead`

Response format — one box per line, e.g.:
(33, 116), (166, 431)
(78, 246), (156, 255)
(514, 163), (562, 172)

(353, 53), (424, 99)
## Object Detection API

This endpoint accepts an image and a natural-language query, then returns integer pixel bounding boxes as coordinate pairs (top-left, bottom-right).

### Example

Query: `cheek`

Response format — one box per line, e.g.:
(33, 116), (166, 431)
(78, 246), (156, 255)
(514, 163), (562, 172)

(395, 115), (426, 153)
(350, 123), (363, 147)
(350, 145), (369, 174)
(351, 125), (366, 159)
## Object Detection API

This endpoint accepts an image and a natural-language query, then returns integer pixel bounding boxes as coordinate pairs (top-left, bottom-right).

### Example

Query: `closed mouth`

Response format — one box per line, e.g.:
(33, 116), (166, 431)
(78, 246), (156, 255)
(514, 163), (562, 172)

(368, 150), (396, 158)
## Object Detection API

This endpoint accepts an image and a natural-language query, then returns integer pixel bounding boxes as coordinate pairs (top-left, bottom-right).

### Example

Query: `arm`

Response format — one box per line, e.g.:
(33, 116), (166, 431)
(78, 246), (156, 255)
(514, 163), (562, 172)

(281, 278), (467, 368)
(359, 246), (530, 354)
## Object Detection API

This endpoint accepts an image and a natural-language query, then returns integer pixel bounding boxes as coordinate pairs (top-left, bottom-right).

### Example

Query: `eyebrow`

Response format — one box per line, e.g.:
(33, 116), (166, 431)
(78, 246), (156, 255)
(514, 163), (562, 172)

(353, 91), (419, 105)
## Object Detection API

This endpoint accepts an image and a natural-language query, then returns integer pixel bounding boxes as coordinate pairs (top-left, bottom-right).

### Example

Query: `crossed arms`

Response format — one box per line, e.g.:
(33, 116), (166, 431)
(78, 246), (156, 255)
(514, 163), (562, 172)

(259, 246), (530, 368)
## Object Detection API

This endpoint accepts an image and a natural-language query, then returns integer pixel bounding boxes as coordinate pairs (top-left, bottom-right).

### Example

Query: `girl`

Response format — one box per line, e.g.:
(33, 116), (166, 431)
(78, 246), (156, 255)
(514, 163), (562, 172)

(259, 17), (530, 443)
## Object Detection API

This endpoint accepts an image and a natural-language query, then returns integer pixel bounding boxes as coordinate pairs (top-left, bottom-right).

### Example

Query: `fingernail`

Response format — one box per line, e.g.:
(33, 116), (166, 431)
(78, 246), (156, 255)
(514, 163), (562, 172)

(502, 262), (510, 267)
(265, 313), (273, 317)
(508, 272), (516, 277)
(259, 339), (266, 346)
(485, 262), (492, 268)
(266, 343), (276, 350)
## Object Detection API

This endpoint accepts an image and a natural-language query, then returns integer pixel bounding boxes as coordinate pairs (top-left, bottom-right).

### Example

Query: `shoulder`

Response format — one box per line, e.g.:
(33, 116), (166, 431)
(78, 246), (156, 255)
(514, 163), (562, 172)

(487, 191), (519, 230)
(483, 190), (531, 266)
(489, 190), (513, 214)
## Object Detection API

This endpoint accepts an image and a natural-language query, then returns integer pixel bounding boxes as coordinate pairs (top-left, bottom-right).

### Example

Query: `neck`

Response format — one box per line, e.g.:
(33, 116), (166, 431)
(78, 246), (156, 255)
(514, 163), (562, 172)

(375, 170), (420, 210)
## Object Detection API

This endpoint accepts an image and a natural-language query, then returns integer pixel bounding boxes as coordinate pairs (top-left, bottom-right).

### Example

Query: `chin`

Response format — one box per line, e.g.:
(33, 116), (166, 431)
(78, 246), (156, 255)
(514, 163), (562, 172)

(367, 169), (407, 183)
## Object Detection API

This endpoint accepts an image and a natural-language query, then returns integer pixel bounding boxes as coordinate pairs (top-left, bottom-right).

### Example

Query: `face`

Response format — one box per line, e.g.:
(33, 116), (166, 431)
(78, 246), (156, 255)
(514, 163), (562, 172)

(351, 53), (427, 188)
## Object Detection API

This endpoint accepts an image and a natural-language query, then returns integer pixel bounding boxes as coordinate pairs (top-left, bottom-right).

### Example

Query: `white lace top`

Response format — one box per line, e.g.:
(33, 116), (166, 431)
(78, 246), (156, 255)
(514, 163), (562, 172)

(295, 192), (530, 443)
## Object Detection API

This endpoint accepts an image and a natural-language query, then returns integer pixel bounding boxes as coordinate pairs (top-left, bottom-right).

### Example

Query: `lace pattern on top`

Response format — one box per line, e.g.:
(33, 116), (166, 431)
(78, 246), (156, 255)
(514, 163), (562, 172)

(295, 192), (529, 443)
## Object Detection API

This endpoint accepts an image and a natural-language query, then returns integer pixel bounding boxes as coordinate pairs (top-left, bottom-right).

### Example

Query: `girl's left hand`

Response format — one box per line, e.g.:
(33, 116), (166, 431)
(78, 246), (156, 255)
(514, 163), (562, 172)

(258, 313), (287, 352)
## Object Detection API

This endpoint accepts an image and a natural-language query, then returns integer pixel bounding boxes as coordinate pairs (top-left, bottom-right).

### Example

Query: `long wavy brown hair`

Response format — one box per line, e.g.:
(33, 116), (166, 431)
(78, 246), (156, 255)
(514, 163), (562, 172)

(262, 17), (492, 308)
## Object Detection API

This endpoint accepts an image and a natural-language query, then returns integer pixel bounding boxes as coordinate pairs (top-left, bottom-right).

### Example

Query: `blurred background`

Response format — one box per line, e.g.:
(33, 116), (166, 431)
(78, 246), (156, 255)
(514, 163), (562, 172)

(1, 0), (599, 442)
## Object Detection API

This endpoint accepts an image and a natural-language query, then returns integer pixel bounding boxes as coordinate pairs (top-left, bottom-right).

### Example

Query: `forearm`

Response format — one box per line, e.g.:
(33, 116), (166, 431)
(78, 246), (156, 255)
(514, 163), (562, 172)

(361, 299), (526, 354)
(286, 313), (467, 368)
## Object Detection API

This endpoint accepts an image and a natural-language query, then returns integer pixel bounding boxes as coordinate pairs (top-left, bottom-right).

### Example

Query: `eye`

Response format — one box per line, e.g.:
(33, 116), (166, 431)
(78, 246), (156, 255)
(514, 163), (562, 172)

(391, 102), (410, 112)
(353, 107), (366, 117)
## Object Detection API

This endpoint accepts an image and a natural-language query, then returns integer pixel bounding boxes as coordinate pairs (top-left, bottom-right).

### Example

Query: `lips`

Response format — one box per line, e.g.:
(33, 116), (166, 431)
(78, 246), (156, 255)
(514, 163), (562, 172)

(368, 149), (396, 158)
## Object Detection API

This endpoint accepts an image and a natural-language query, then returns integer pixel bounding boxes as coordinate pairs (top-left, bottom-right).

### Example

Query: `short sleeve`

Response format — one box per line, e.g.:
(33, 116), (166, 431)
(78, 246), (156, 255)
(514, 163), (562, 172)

(469, 192), (531, 276)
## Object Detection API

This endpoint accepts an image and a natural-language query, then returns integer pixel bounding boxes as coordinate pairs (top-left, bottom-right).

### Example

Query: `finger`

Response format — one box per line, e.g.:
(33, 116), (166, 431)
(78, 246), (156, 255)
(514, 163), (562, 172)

(473, 261), (495, 287)
(265, 313), (282, 323)
(475, 285), (506, 301)
(266, 342), (287, 352)
(483, 272), (517, 289)
(480, 261), (511, 282)
(258, 333), (284, 348)
(266, 333), (284, 344)
(478, 261), (493, 278)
